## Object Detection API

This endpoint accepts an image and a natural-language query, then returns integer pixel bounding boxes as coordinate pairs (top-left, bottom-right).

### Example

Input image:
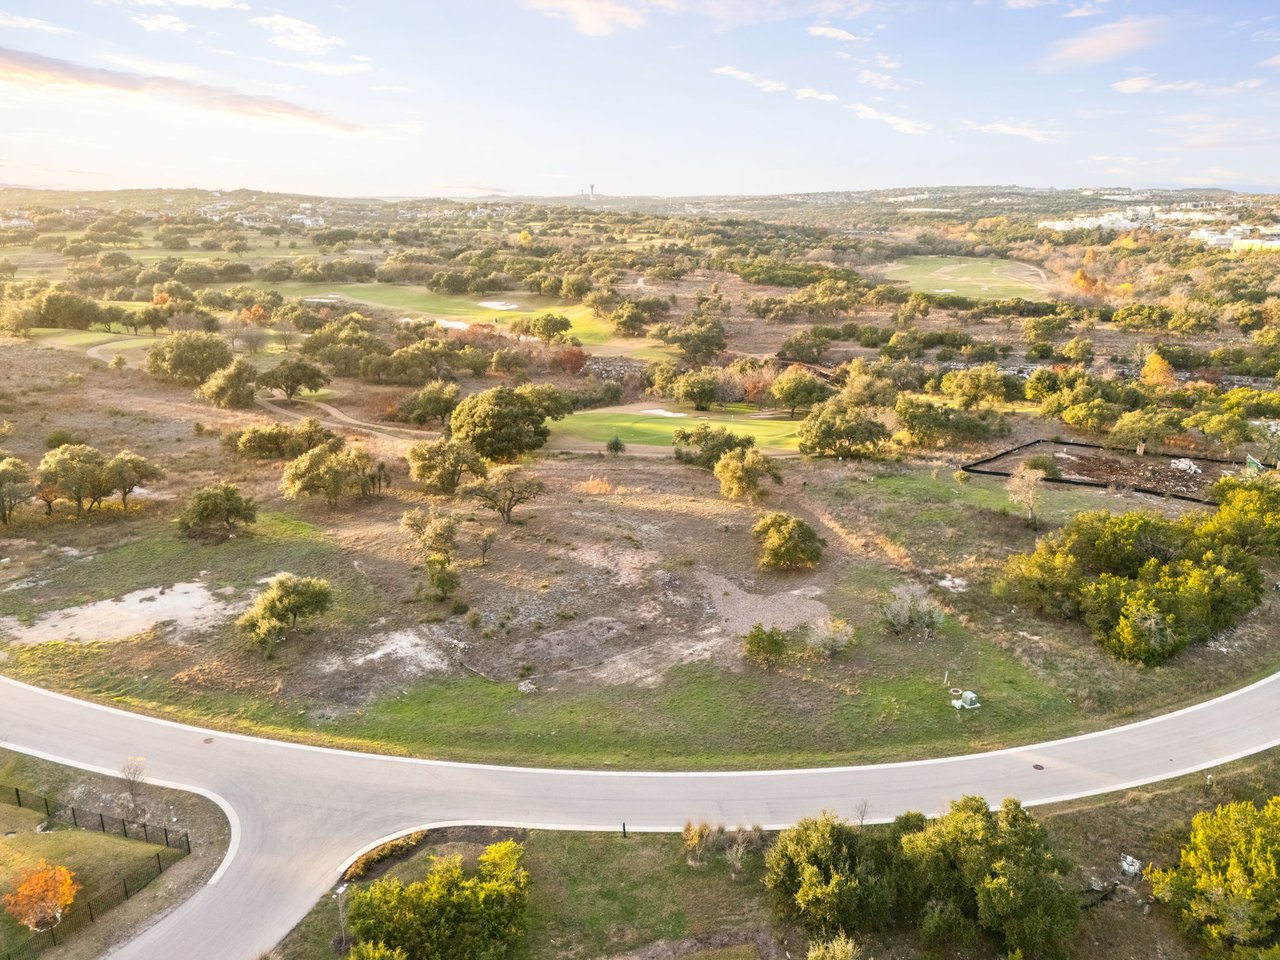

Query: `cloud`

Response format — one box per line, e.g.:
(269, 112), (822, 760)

(251, 15), (345, 55)
(848, 102), (932, 135)
(808, 24), (863, 41)
(259, 58), (374, 76)
(1064, 1), (1109, 16)
(1262, 54), (1280, 69)
(126, 0), (247, 8)
(131, 13), (194, 32)
(520, 0), (660, 35)
(1112, 75), (1265, 96)
(0, 14), (71, 34)
(99, 52), (203, 78)
(856, 68), (899, 90)
(0, 46), (357, 131)
(1040, 15), (1165, 71)
(713, 65), (787, 93)
(873, 52), (900, 69)
(964, 119), (1062, 142)
(795, 87), (838, 101)
(1004, 0), (1053, 7)
(374, 84), (411, 92)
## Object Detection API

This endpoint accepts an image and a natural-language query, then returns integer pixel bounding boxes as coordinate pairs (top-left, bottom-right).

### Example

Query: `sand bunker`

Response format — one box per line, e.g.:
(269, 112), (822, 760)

(638, 408), (688, 418)
(478, 300), (520, 310)
(0, 582), (245, 645)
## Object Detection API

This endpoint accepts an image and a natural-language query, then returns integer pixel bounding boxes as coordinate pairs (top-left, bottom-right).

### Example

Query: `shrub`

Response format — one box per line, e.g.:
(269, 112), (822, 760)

(343, 833), (428, 882)
(752, 512), (826, 571)
(882, 584), (945, 640)
(743, 624), (788, 666)
(177, 482), (257, 541)
(348, 840), (529, 960)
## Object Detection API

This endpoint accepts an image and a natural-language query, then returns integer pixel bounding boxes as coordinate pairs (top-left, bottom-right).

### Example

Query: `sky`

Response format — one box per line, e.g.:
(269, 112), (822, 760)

(1, 1), (1279, 197)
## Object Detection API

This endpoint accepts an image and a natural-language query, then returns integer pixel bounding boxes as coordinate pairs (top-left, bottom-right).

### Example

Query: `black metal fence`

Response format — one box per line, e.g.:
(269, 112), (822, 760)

(0, 783), (191, 960)
(1, 784), (190, 854)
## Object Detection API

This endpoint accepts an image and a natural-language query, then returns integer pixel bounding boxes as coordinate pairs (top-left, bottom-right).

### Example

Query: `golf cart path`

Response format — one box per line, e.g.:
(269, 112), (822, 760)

(3, 670), (1280, 959)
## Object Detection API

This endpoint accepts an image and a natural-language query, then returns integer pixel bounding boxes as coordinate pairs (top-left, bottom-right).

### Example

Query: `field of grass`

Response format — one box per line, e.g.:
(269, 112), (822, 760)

(262, 281), (670, 357)
(552, 408), (803, 451)
(873, 256), (1051, 300)
(275, 830), (773, 960)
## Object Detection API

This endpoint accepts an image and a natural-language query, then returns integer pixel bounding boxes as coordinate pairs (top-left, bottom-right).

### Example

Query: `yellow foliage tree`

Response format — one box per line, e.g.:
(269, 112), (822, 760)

(3, 859), (80, 931)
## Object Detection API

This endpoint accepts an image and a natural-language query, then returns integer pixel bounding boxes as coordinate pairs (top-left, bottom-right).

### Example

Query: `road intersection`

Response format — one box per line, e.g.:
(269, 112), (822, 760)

(3, 671), (1280, 959)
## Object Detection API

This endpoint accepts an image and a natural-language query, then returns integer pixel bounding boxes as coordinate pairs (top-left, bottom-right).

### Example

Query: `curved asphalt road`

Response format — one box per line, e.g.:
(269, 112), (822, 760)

(3, 673), (1280, 959)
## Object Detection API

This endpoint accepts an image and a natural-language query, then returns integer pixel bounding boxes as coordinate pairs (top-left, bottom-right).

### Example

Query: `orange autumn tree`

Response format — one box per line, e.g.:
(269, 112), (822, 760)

(3, 860), (80, 931)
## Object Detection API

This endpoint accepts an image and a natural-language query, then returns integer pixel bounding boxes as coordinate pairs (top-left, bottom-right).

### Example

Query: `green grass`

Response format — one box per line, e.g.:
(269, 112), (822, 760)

(874, 256), (1050, 300)
(274, 830), (769, 960)
(263, 282), (668, 355)
(553, 409), (802, 451)
(0, 512), (370, 625)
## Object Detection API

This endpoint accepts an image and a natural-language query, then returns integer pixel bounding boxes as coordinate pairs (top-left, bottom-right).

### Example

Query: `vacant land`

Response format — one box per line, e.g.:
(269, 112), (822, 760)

(2, 342), (1275, 773)
(869, 256), (1052, 300)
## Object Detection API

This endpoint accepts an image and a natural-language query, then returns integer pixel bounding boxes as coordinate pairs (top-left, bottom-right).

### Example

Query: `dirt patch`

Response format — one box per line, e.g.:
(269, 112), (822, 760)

(0, 581), (247, 645)
(695, 570), (830, 639)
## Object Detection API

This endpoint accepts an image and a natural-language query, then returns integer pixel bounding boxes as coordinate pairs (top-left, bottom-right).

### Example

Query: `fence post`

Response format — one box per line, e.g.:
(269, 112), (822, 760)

(184, 833), (191, 854)
(143, 823), (149, 843)
(43, 796), (51, 817)
(71, 807), (78, 828)
(120, 818), (127, 838)
(163, 827), (170, 847)
(122, 877), (130, 900)
(99, 813), (105, 832)
(88, 899), (95, 922)
(156, 852), (163, 874)
(13, 786), (20, 808)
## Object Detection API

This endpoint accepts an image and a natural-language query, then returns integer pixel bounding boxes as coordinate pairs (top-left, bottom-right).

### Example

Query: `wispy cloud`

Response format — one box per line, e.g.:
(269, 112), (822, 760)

(1064, 1), (1109, 16)
(1040, 15), (1165, 71)
(848, 102), (932, 135)
(713, 65), (787, 93)
(126, 0), (248, 9)
(795, 87), (838, 101)
(520, 0), (660, 36)
(251, 15), (346, 55)
(808, 24), (863, 42)
(0, 14), (71, 34)
(99, 52), (203, 79)
(964, 119), (1063, 142)
(0, 46), (357, 131)
(1113, 75), (1264, 95)
(856, 68), (899, 90)
(259, 58), (375, 76)
(131, 13), (194, 32)
(1262, 54), (1280, 69)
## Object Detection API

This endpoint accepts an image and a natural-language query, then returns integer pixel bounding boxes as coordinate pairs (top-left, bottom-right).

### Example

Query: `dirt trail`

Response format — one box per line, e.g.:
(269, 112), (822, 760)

(255, 396), (424, 458)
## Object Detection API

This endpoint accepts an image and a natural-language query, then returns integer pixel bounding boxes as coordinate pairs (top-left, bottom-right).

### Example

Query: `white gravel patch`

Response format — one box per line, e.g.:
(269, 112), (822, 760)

(322, 628), (451, 676)
(0, 582), (245, 645)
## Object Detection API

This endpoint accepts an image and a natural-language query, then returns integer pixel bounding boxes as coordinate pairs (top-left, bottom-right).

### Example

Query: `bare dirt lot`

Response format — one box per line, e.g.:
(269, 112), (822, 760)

(972, 440), (1239, 500)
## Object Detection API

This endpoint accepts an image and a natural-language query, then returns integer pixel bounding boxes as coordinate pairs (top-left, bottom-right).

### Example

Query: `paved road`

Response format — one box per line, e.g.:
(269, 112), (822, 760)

(3, 673), (1280, 960)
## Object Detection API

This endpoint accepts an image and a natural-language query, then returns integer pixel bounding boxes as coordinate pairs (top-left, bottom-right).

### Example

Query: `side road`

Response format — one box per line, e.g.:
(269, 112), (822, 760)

(2, 672), (1279, 959)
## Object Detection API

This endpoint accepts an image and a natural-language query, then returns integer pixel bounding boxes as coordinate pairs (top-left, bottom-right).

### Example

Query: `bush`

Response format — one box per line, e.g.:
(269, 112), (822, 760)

(882, 584), (945, 640)
(743, 624), (788, 667)
(176, 482), (257, 541)
(348, 840), (529, 960)
(236, 574), (332, 653)
(1149, 798), (1280, 952)
(752, 512), (826, 571)
(343, 832), (428, 882)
